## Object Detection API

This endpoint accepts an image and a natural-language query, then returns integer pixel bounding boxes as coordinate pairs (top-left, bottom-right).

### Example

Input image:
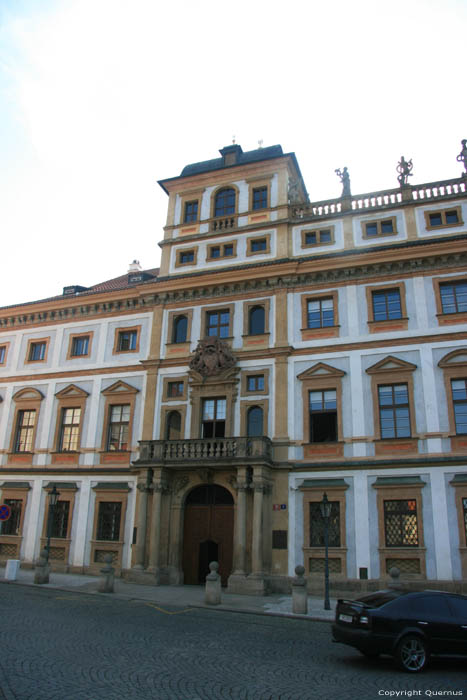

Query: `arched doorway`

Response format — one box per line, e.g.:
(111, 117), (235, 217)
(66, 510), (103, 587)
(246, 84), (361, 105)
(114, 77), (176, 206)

(182, 484), (234, 586)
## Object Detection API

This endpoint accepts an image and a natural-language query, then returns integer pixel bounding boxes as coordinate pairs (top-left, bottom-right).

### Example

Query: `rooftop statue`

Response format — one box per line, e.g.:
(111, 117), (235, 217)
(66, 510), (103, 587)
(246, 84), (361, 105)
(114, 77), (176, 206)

(335, 167), (351, 197)
(397, 156), (413, 186)
(288, 178), (302, 204)
(457, 139), (467, 176)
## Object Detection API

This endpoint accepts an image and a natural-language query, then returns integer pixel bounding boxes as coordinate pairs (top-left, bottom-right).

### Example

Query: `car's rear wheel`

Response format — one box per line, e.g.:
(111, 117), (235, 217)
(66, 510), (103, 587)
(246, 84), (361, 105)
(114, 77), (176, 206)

(395, 635), (429, 672)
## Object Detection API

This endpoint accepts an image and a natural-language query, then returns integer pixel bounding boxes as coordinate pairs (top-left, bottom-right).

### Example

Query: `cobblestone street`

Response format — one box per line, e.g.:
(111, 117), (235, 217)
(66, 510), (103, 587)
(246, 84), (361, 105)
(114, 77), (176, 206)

(0, 584), (465, 700)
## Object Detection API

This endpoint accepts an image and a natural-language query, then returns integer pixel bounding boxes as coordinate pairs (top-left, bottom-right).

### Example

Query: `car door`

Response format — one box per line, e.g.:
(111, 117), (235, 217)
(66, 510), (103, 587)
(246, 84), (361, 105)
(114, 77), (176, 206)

(446, 595), (467, 656)
(406, 595), (459, 654)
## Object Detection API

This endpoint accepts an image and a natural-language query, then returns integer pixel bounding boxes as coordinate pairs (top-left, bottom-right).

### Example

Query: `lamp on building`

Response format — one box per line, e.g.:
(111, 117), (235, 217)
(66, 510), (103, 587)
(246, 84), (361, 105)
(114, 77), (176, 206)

(320, 492), (332, 611)
(45, 485), (60, 563)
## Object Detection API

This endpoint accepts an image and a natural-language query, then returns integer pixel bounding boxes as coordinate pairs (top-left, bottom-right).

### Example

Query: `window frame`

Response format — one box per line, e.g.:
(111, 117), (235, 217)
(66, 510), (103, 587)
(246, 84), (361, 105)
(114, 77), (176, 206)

(438, 350), (467, 441)
(201, 304), (234, 340)
(366, 283), (408, 331)
(212, 187), (237, 219)
(301, 226), (335, 249)
(361, 216), (397, 240)
(161, 404), (187, 440)
(0, 342), (10, 366)
(183, 199), (199, 224)
(251, 185), (268, 211)
(308, 388), (338, 444)
(113, 326), (141, 355)
(300, 291), (339, 339)
(90, 483), (130, 572)
(162, 376), (187, 402)
(14, 409), (37, 453)
(433, 276), (467, 326)
(206, 240), (237, 262)
(52, 384), (89, 462)
(241, 368), (269, 396)
(424, 206), (463, 231)
(100, 381), (138, 461)
(166, 309), (193, 349)
(175, 247), (198, 268)
(246, 234), (271, 257)
(297, 362), (345, 455)
(67, 332), (93, 360)
(241, 399), (268, 437)
(8, 388), (44, 459)
(25, 337), (50, 364)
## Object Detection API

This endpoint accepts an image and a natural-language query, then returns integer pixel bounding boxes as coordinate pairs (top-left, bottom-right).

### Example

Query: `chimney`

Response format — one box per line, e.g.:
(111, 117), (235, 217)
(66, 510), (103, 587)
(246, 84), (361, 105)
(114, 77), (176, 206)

(128, 260), (142, 273)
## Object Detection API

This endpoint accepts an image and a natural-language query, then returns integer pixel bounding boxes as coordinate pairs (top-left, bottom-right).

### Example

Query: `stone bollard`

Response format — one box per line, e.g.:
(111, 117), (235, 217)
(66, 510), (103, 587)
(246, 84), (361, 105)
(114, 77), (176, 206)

(33, 548), (50, 585)
(5, 559), (20, 581)
(98, 554), (115, 593)
(388, 566), (403, 591)
(292, 565), (308, 614)
(205, 561), (221, 605)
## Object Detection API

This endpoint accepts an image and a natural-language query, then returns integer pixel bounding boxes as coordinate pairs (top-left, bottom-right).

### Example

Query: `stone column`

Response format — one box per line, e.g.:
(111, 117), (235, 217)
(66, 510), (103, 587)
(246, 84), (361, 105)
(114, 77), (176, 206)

(133, 478), (151, 570)
(147, 484), (164, 578)
(232, 480), (249, 575)
(251, 482), (265, 576)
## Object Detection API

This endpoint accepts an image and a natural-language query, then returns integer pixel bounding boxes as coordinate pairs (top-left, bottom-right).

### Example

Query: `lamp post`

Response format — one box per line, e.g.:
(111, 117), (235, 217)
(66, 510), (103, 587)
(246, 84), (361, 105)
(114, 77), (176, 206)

(45, 485), (60, 564)
(320, 492), (332, 611)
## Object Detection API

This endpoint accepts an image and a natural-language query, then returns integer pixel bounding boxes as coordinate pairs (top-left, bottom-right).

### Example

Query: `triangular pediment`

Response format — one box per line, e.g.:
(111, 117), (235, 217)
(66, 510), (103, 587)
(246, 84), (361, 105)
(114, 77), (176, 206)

(366, 355), (417, 375)
(55, 384), (89, 399)
(101, 380), (139, 396)
(438, 349), (467, 368)
(13, 387), (44, 402)
(297, 362), (346, 381)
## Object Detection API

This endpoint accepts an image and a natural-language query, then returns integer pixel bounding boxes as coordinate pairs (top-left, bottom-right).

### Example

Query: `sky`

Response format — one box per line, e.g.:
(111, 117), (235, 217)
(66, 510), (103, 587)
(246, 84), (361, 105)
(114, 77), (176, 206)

(1, 0), (466, 309)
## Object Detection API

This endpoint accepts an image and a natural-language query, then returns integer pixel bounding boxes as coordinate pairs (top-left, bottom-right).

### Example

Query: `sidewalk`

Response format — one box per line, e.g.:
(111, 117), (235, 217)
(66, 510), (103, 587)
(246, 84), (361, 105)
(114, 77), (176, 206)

(0, 566), (336, 622)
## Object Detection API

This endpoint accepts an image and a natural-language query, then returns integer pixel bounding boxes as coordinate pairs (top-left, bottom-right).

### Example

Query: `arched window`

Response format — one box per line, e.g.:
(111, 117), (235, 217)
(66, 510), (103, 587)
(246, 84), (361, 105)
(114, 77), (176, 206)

(173, 315), (187, 344)
(248, 306), (265, 335)
(166, 411), (181, 440)
(247, 406), (263, 437)
(214, 188), (236, 217)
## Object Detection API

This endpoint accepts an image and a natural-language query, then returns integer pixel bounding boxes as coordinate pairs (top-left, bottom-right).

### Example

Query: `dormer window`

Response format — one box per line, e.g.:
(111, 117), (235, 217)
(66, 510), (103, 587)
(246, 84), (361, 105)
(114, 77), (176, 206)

(214, 188), (236, 217)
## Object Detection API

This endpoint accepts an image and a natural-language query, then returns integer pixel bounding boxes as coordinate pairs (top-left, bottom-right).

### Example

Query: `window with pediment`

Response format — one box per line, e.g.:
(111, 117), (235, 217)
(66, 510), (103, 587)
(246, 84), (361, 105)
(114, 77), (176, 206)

(9, 388), (44, 456)
(438, 350), (467, 441)
(297, 363), (345, 446)
(366, 356), (417, 441)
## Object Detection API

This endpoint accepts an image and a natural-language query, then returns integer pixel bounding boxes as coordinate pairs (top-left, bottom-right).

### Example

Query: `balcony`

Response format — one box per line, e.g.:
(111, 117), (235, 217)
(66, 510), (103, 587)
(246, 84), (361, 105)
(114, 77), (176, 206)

(135, 436), (273, 466)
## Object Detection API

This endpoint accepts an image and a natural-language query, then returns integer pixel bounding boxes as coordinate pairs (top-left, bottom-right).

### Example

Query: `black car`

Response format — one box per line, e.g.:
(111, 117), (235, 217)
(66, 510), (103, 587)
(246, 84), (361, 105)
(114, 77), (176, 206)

(332, 589), (467, 672)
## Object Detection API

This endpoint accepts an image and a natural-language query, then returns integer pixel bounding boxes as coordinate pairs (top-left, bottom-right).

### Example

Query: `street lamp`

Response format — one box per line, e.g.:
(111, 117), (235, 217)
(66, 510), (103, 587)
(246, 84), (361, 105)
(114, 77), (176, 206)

(320, 492), (332, 611)
(45, 485), (60, 564)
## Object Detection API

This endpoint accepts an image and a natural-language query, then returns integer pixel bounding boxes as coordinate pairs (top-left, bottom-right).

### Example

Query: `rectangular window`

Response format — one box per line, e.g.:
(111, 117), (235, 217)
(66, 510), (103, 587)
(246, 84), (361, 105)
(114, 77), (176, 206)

(378, 384), (410, 438)
(309, 501), (340, 547)
(29, 341), (46, 361)
(247, 375), (265, 392)
(440, 281), (467, 314)
(184, 200), (198, 223)
(96, 502), (122, 541)
(309, 390), (337, 442)
(118, 330), (137, 352)
(307, 297), (334, 328)
(107, 404), (130, 451)
(364, 218), (396, 238)
(71, 335), (89, 357)
(207, 242), (236, 261)
(50, 500), (70, 539)
(451, 379), (467, 434)
(0, 499), (22, 535)
(303, 228), (333, 247)
(14, 410), (36, 452)
(426, 208), (462, 229)
(202, 398), (226, 438)
(372, 289), (402, 321)
(167, 381), (184, 398)
(59, 407), (81, 451)
(179, 250), (195, 264)
(0, 346), (6, 364)
(252, 186), (268, 210)
(251, 238), (267, 252)
(384, 499), (419, 547)
(206, 310), (230, 338)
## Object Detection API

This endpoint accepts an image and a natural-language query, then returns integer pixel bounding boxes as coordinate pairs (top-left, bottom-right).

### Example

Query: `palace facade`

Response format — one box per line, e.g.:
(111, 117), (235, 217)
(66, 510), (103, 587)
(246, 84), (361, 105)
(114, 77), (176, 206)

(1, 142), (467, 594)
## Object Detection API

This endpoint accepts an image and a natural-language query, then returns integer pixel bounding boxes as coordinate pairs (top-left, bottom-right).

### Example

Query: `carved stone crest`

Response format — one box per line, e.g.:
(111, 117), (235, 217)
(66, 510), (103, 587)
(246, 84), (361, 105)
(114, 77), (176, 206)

(189, 337), (235, 377)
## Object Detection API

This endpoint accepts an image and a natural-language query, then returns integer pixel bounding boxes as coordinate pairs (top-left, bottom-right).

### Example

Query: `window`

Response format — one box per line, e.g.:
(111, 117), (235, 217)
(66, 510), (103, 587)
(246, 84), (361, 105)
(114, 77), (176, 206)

(378, 384), (411, 439)
(59, 407), (81, 451)
(166, 410), (182, 440)
(107, 405), (130, 451)
(372, 289), (402, 321)
(117, 329), (138, 352)
(206, 309), (230, 338)
(363, 218), (396, 238)
(309, 501), (341, 547)
(179, 250), (194, 264)
(247, 406), (263, 436)
(71, 335), (90, 357)
(168, 381), (184, 398)
(425, 207), (462, 230)
(307, 297), (334, 329)
(251, 238), (266, 252)
(0, 499), (22, 535)
(14, 410), (36, 452)
(28, 341), (46, 362)
(248, 306), (265, 335)
(202, 398), (226, 438)
(309, 390), (337, 442)
(252, 186), (268, 210)
(172, 315), (188, 343)
(247, 375), (265, 392)
(303, 228), (334, 247)
(96, 502), (122, 541)
(0, 345), (6, 364)
(440, 281), (467, 314)
(214, 188), (235, 217)
(207, 242), (236, 260)
(50, 501), (70, 538)
(384, 499), (419, 547)
(184, 200), (198, 223)
(451, 379), (467, 434)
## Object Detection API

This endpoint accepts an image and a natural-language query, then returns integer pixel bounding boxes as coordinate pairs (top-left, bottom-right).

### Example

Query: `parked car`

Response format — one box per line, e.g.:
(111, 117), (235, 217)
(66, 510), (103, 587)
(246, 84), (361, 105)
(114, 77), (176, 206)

(332, 589), (467, 672)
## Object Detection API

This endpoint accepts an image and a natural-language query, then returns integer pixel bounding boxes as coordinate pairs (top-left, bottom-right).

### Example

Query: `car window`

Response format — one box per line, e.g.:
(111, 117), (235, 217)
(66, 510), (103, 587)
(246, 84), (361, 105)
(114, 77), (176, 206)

(407, 595), (453, 617)
(448, 597), (467, 619)
(356, 592), (400, 608)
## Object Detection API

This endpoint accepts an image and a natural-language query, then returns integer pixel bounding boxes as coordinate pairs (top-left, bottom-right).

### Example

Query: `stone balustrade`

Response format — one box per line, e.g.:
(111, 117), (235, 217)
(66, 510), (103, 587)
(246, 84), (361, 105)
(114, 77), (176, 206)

(137, 436), (272, 465)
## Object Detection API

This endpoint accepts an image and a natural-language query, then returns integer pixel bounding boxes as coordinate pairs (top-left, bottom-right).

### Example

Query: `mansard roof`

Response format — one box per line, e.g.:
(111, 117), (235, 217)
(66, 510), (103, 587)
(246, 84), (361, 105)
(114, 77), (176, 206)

(180, 144), (284, 177)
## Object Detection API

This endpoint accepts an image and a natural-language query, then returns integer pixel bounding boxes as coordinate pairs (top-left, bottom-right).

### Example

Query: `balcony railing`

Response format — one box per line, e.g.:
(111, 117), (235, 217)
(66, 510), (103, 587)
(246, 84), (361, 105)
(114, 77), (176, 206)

(136, 437), (272, 464)
(212, 217), (236, 232)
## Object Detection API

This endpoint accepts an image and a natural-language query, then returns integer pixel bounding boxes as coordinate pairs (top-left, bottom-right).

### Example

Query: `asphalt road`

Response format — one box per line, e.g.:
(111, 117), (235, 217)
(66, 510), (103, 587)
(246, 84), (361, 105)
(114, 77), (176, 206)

(0, 584), (465, 700)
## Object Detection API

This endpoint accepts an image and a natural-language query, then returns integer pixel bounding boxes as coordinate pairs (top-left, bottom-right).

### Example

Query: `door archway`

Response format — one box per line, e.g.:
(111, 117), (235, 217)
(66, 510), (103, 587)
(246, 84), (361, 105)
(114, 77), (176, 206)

(182, 484), (234, 586)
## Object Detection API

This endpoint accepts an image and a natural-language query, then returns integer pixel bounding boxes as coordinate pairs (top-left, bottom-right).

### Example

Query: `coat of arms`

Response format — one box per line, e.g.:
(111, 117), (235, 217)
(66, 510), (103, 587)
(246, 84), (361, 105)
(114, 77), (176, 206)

(189, 337), (236, 377)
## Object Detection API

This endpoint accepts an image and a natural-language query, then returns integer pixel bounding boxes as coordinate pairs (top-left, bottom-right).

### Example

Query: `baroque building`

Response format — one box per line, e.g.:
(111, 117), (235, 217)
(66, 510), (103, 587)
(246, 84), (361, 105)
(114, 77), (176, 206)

(1, 142), (467, 594)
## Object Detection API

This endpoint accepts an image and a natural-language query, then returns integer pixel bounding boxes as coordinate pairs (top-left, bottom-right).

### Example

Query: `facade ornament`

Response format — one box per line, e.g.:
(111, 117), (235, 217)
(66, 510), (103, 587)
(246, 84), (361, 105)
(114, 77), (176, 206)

(197, 468), (214, 483)
(189, 337), (235, 378)
(288, 178), (302, 204)
(335, 167), (351, 197)
(457, 139), (467, 176)
(397, 156), (413, 186)
(171, 476), (189, 495)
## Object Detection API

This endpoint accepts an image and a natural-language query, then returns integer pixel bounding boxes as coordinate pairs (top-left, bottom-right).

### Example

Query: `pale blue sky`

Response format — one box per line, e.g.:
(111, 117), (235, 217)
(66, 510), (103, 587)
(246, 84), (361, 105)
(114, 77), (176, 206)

(1, 0), (466, 307)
